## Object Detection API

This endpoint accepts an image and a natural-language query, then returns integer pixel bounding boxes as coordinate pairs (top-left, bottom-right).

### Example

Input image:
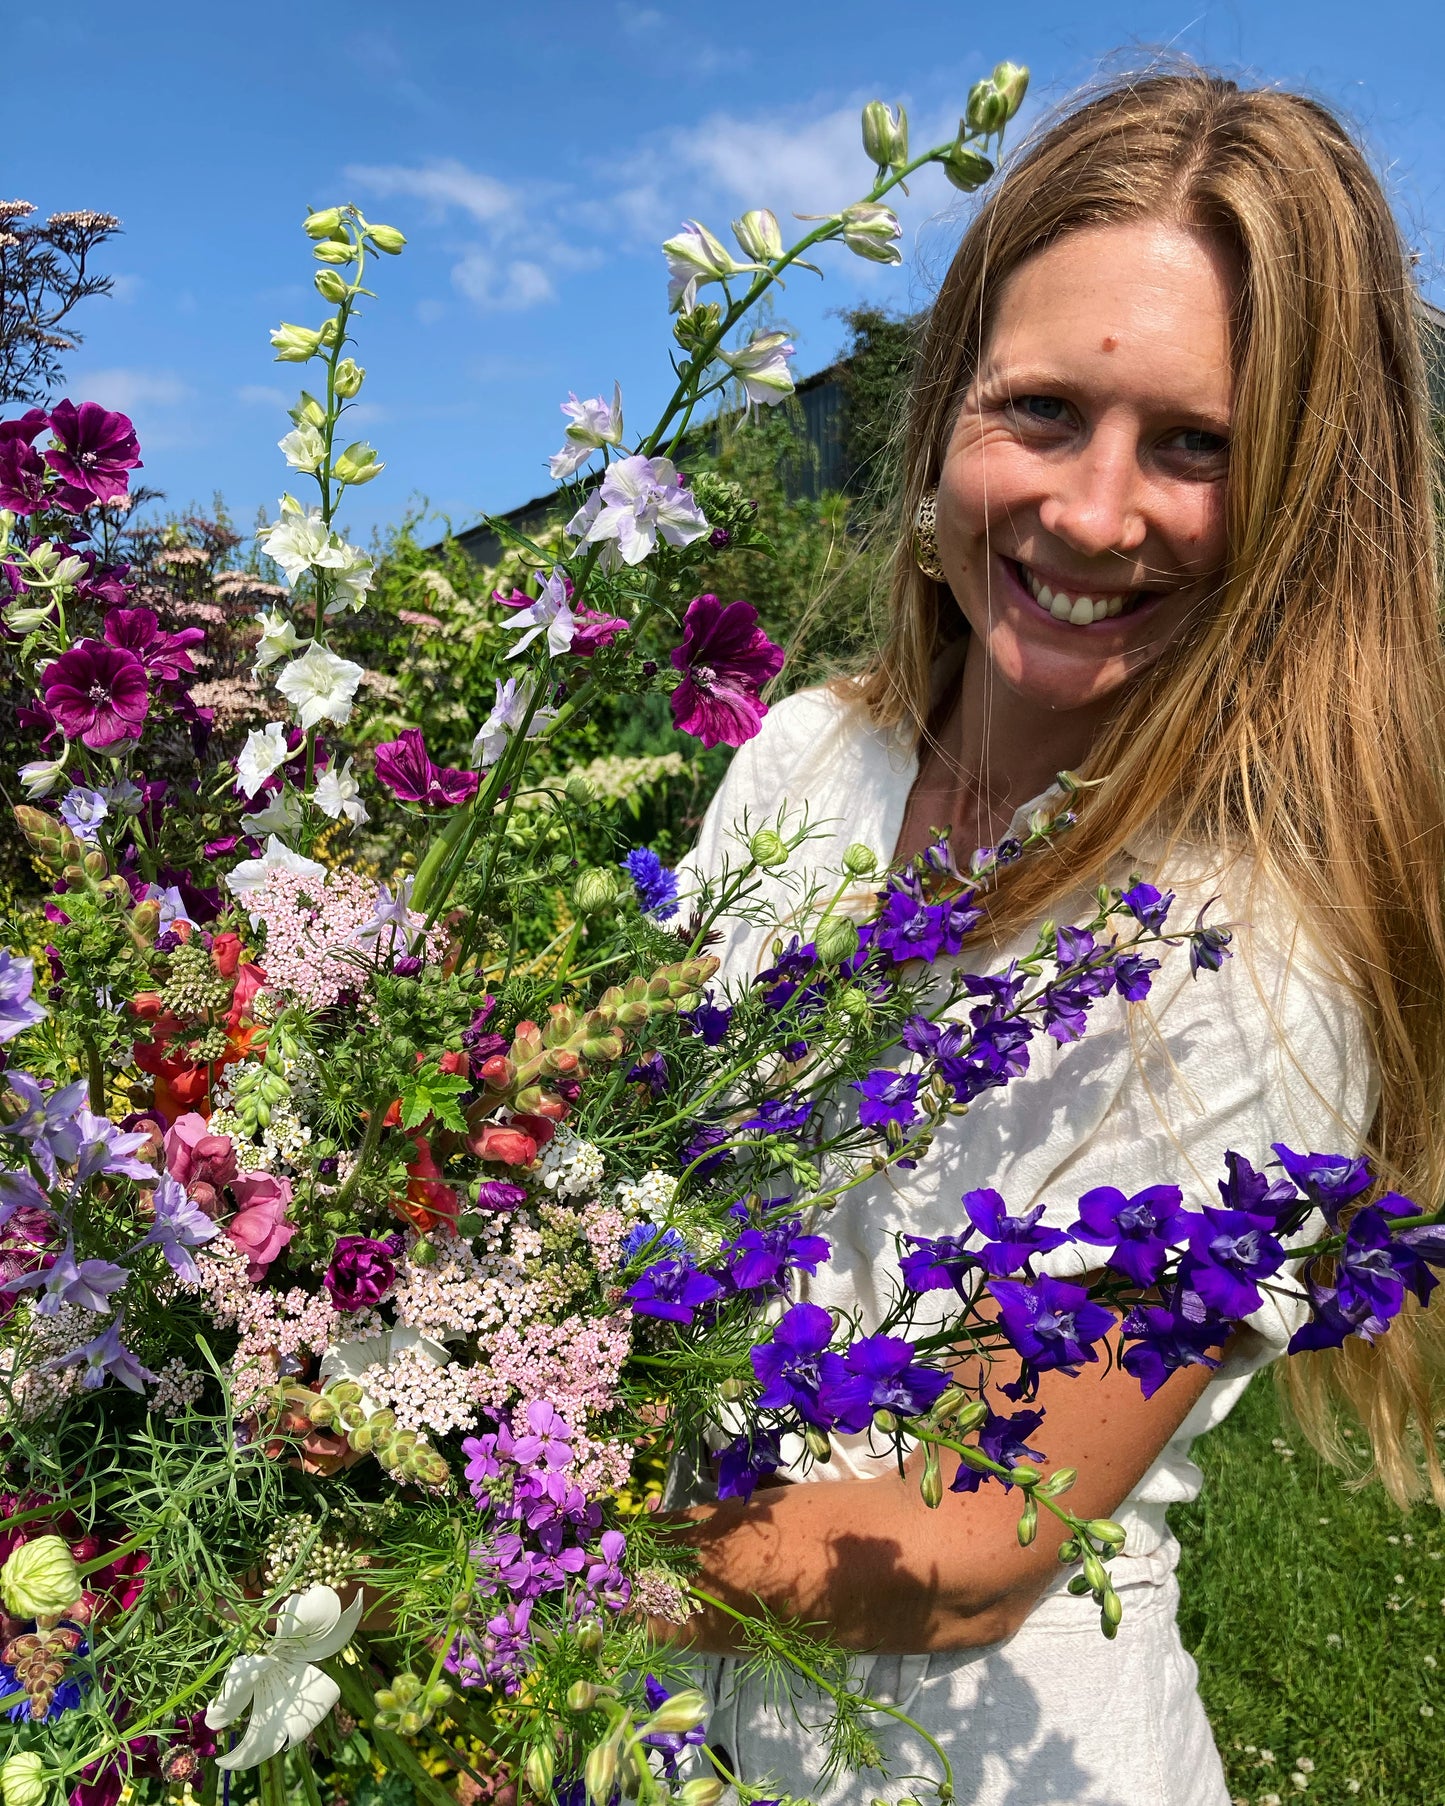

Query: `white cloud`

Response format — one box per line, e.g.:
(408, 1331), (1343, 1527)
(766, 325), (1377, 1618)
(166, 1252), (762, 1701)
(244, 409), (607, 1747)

(344, 157), (518, 227)
(617, 2), (663, 32)
(237, 384), (290, 410)
(109, 273), (143, 303)
(451, 253), (555, 311)
(72, 367), (193, 411)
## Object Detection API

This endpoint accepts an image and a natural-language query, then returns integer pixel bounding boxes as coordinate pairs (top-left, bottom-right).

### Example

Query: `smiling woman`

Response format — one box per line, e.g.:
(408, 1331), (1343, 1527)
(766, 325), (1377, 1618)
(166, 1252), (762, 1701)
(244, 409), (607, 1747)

(669, 68), (1445, 1806)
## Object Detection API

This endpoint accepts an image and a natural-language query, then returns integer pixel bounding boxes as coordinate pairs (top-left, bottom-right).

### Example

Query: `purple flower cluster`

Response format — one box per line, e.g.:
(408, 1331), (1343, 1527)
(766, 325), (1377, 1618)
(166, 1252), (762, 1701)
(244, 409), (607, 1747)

(622, 846), (680, 919)
(0, 401), (141, 516)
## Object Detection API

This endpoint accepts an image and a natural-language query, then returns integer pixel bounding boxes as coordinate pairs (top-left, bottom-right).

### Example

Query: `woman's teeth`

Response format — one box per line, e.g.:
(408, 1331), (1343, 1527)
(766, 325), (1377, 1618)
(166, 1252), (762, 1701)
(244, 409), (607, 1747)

(1018, 563), (1131, 625)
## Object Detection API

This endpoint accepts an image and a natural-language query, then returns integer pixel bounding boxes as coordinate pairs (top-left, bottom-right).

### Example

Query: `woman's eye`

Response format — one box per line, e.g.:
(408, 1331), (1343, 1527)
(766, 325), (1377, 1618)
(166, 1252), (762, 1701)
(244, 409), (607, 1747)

(1016, 395), (1069, 424)
(1170, 428), (1229, 458)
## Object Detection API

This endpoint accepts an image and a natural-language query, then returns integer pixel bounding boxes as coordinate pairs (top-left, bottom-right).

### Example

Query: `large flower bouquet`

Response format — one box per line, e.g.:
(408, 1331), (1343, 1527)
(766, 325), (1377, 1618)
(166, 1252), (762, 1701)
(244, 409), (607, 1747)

(0, 67), (1440, 1806)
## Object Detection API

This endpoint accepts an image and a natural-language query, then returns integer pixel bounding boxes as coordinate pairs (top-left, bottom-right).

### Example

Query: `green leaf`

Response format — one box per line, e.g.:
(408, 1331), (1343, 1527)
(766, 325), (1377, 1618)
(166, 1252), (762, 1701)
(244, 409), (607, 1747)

(399, 1067), (471, 1132)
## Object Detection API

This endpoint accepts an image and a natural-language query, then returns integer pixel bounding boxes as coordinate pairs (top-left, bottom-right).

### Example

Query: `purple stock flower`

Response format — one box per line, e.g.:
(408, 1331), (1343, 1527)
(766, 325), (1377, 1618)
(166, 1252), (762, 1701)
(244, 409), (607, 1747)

(41, 640), (149, 750)
(0, 951), (46, 1043)
(133, 1173), (218, 1284)
(1069, 1183), (1188, 1287)
(5, 1236), (128, 1315)
(1270, 1143), (1372, 1228)
(901, 1232), (979, 1297)
(0, 410), (49, 513)
(1120, 882), (1174, 933)
(682, 995), (732, 1045)
(323, 1235), (397, 1310)
(716, 1427), (781, 1501)
(668, 594), (785, 749)
(622, 846), (680, 919)
(54, 1314), (158, 1393)
(750, 1300), (835, 1426)
(1120, 1301), (1228, 1397)
(988, 1274), (1114, 1372)
(511, 1400), (575, 1467)
(722, 1216), (829, 1294)
(816, 1334), (948, 1432)
(43, 400), (142, 509)
(1179, 1206), (1287, 1319)
(963, 1188), (1071, 1276)
(625, 1255), (723, 1324)
(950, 1400), (1048, 1493)
(373, 728), (480, 807)
(741, 1095), (812, 1136)
(852, 1068), (922, 1130)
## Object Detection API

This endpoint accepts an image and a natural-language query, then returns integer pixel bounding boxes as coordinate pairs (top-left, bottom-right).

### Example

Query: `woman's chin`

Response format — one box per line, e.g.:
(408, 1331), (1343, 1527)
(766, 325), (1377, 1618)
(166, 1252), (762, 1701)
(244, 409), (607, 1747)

(978, 620), (1140, 714)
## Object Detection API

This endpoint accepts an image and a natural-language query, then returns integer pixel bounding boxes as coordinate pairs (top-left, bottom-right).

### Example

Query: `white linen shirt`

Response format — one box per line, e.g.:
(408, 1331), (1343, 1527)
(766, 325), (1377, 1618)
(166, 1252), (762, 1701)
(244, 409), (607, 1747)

(676, 685), (1377, 1806)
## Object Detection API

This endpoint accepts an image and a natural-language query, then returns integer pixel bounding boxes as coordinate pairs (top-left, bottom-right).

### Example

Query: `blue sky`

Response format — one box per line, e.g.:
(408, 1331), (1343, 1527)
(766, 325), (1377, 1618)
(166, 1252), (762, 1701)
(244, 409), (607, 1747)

(11, 0), (1445, 551)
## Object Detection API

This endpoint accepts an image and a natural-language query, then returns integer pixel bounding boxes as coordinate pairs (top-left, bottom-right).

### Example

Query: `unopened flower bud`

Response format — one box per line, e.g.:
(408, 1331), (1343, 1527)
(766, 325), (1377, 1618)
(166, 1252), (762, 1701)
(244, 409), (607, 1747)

(843, 841), (877, 876)
(678, 1782), (727, 1806)
(333, 441), (385, 486)
(575, 1617), (604, 1656)
(873, 1408), (899, 1435)
(523, 1741), (556, 1795)
(719, 1375), (746, 1402)
(732, 208), (783, 262)
(367, 223), (408, 254)
(0, 1535), (81, 1619)
(1016, 1498), (1038, 1546)
(1081, 1547), (1108, 1594)
(940, 143), (995, 193)
(583, 1738), (618, 1804)
(0, 1752), (48, 1806)
(814, 914), (859, 966)
(861, 100), (909, 170)
(271, 322), (322, 362)
(992, 62), (1029, 119)
(839, 985), (870, 1020)
(1084, 1517), (1127, 1548)
(839, 203), (902, 266)
(674, 301), (723, 352)
(920, 1444), (943, 1508)
(315, 268), (349, 304)
(304, 207), (345, 239)
(574, 867), (622, 917)
(1035, 1466), (1078, 1498)
(313, 239), (356, 265)
(803, 1425), (833, 1463)
(638, 1687), (708, 1736)
(318, 318), (343, 348)
(749, 827), (788, 868)
(565, 773), (597, 805)
(965, 80), (1009, 136)
(290, 391), (327, 428)
(334, 357), (365, 397)
(567, 1681), (601, 1712)
(1100, 1585), (1123, 1635)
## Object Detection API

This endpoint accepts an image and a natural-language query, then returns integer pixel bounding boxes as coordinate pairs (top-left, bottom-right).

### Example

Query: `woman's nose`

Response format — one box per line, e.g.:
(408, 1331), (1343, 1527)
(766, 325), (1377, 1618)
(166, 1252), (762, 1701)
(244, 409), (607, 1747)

(1036, 431), (1148, 559)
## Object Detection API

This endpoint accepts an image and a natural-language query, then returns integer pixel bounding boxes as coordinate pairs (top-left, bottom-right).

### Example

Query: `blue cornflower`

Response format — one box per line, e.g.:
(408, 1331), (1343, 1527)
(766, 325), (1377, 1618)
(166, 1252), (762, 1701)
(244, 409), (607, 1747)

(619, 1221), (686, 1265)
(622, 846), (680, 919)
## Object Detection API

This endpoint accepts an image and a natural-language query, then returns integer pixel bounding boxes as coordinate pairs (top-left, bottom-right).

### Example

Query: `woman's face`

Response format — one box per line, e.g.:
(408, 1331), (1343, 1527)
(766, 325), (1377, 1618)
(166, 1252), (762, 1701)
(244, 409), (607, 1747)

(934, 218), (1237, 715)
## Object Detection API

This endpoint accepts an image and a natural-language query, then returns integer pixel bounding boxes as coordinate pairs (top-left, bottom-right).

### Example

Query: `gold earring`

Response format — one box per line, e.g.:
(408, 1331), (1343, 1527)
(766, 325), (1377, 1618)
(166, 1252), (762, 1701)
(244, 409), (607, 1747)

(913, 488), (946, 581)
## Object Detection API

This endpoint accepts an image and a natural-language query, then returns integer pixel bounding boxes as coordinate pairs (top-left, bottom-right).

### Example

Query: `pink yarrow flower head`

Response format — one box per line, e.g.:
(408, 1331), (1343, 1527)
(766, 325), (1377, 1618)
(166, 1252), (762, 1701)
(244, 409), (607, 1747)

(373, 728), (480, 807)
(41, 639), (150, 750)
(43, 399), (143, 510)
(668, 594), (785, 749)
(226, 1170), (294, 1281)
(0, 410), (50, 514)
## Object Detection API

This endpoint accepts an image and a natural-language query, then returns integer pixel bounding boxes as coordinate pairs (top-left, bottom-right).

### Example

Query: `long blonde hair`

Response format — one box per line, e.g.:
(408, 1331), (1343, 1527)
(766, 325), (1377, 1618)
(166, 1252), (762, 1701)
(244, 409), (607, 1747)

(845, 70), (1445, 1505)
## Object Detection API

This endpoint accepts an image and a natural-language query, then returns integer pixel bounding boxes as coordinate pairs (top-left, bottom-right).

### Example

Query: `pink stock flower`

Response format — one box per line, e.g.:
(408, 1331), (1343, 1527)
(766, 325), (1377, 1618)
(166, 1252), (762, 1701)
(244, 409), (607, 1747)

(226, 1171), (294, 1280)
(373, 728), (480, 807)
(41, 640), (150, 749)
(668, 593), (785, 749)
(43, 398), (142, 510)
(162, 1113), (238, 1216)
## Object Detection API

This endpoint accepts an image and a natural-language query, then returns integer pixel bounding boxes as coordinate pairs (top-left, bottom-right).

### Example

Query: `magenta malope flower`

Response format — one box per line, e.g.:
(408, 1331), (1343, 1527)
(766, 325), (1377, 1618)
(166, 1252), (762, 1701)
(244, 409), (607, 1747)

(41, 639), (150, 749)
(668, 593), (785, 749)
(373, 728), (480, 807)
(43, 399), (142, 509)
(103, 606), (204, 684)
(570, 606), (630, 656)
(0, 410), (50, 514)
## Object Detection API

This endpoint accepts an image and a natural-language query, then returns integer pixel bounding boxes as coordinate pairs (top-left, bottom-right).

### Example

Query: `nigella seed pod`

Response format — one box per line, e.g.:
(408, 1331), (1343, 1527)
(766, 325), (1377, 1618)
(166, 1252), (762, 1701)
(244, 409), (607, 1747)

(749, 828), (788, 868)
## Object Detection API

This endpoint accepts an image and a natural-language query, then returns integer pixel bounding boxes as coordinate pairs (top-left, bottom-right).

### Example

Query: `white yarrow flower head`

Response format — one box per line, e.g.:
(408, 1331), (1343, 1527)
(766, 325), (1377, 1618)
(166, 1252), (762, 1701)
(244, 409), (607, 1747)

(722, 331), (796, 407)
(278, 423), (326, 474)
(567, 455), (708, 567)
(204, 1584), (364, 1771)
(254, 611), (302, 673)
(503, 567), (577, 659)
(661, 219), (764, 314)
(259, 495), (332, 585)
(275, 644), (366, 730)
(224, 836), (327, 913)
(235, 722), (292, 799)
(313, 757), (368, 826)
(548, 383), (624, 480)
(469, 675), (559, 768)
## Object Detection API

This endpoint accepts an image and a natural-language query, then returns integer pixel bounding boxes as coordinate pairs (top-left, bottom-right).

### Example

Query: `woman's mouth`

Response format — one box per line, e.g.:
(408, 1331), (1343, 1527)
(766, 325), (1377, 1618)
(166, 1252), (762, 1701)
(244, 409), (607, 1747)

(1003, 556), (1160, 627)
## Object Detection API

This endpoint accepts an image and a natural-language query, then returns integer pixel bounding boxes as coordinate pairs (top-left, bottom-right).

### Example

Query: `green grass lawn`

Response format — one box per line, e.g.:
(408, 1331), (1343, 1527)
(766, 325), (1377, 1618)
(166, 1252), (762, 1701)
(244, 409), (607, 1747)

(1174, 1373), (1444, 1806)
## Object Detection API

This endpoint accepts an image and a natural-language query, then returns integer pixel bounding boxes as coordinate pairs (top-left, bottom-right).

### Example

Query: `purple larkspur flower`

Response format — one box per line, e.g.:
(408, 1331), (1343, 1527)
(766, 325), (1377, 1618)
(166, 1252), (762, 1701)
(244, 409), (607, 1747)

(1270, 1142), (1372, 1228)
(373, 727), (480, 807)
(53, 1314), (158, 1393)
(900, 1232), (979, 1297)
(988, 1274), (1114, 1371)
(622, 846), (680, 919)
(641, 1674), (708, 1774)
(870, 887), (981, 964)
(43, 399), (142, 509)
(323, 1235), (397, 1310)
(72, 1109), (154, 1182)
(721, 1216), (829, 1294)
(963, 1187), (1070, 1277)
(1111, 951), (1160, 1001)
(668, 593), (785, 749)
(0, 1073), (87, 1180)
(1187, 902), (1233, 978)
(950, 1400), (1048, 1493)
(1179, 1205), (1286, 1319)
(750, 1300), (835, 1427)
(754, 936), (827, 1015)
(679, 1121), (731, 1176)
(816, 1333), (948, 1433)
(740, 1095), (812, 1136)
(57, 786), (108, 845)
(102, 606), (204, 685)
(1119, 881), (1174, 933)
(0, 410), (49, 513)
(716, 1427), (781, 1501)
(627, 1050), (670, 1098)
(0, 951), (46, 1043)
(5, 1236), (128, 1316)
(41, 640), (149, 750)
(1069, 1183), (1189, 1288)
(625, 1255), (723, 1324)
(682, 995), (732, 1044)
(1120, 1301), (1228, 1397)
(851, 1068), (922, 1130)
(133, 1172), (218, 1284)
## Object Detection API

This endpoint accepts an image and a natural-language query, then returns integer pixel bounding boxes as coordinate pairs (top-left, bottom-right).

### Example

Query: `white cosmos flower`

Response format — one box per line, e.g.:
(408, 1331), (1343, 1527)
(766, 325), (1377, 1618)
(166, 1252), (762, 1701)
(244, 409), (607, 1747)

(313, 757), (368, 826)
(224, 835), (327, 914)
(275, 645), (366, 730)
(205, 1584), (363, 1771)
(278, 424), (326, 473)
(254, 612), (302, 673)
(235, 722), (291, 799)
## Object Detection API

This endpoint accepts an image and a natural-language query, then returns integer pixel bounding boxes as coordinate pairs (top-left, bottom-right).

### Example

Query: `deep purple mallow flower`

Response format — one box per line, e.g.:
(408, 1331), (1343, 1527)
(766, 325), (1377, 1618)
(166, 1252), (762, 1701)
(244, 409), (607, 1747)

(627, 1050), (670, 1098)
(682, 995), (732, 1044)
(852, 1068), (922, 1130)
(641, 1675), (708, 1773)
(988, 1275), (1114, 1371)
(102, 606), (204, 684)
(0, 951), (45, 1043)
(0, 410), (49, 513)
(1119, 881), (1174, 933)
(1069, 1183), (1189, 1287)
(623, 847), (680, 919)
(901, 1232), (979, 1297)
(750, 1301), (835, 1426)
(963, 1188), (1070, 1277)
(43, 399), (142, 508)
(373, 728), (480, 807)
(41, 640), (149, 749)
(816, 1334), (949, 1433)
(1270, 1143), (1372, 1227)
(668, 594), (785, 749)
(716, 1427), (782, 1501)
(625, 1256), (724, 1324)
(950, 1401), (1048, 1493)
(721, 1216), (830, 1293)
(741, 1095), (813, 1136)
(1178, 1206), (1286, 1319)
(1120, 1301), (1228, 1397)
(323, 1235), (397, 1310)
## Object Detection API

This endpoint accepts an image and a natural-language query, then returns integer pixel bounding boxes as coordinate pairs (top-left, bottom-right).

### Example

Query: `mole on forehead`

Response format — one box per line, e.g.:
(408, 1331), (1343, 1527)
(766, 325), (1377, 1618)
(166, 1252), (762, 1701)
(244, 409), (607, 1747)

(1100, 335), (1119, 352)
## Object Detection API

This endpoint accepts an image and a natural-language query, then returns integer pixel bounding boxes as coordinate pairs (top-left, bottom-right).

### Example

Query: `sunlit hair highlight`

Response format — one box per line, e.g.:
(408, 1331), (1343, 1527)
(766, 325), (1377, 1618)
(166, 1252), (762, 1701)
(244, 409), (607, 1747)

(843, 69), (1445, 1505)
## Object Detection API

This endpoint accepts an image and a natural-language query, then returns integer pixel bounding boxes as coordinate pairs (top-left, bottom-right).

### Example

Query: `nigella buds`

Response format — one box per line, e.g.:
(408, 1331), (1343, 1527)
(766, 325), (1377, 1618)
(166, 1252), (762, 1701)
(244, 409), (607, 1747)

(861, 100), (910, 171)
(748, 828), (788, 869)
(574, 867), (623, 917)
(0, 1752), (48, 1806)
(0, 1535), (81, 1618)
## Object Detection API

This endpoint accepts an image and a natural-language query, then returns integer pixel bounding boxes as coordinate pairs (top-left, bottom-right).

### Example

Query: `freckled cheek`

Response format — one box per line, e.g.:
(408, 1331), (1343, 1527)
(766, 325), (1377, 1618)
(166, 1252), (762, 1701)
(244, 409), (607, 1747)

(1167, 485), (1229, 573)
(939, 438), (1039, 550)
